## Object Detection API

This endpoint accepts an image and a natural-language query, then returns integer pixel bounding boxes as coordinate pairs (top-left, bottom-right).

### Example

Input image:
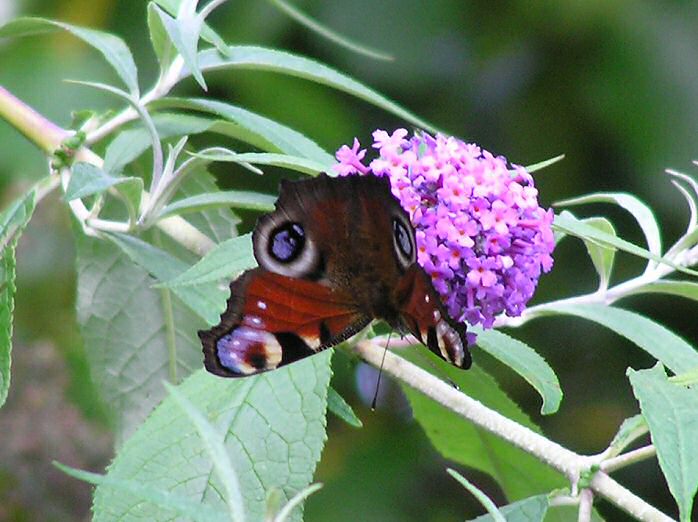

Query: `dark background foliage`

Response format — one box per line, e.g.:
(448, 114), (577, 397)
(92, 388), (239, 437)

(1, 0), (697, 520)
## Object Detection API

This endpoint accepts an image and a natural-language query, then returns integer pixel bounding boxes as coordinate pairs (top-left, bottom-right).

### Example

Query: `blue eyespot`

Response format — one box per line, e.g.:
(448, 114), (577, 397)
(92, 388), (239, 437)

(269, 222), (305, 263)
(393, 217), (412, 259)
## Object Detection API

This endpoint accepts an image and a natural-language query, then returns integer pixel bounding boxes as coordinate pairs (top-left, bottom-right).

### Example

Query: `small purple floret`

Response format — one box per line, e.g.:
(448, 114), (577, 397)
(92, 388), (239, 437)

(333, 129), (555, 333)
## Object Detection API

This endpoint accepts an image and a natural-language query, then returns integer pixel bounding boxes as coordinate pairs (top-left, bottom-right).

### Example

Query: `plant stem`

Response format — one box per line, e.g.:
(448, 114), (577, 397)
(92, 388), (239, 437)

(497, 263), (672, 328)
(578, 489), (593, 522)
(601, 445), (657, 474)
(0, 85), (214, 254)
(354, 341), (675, 522)
(85, 56), (185, 145)
(0, 85), (70, 153)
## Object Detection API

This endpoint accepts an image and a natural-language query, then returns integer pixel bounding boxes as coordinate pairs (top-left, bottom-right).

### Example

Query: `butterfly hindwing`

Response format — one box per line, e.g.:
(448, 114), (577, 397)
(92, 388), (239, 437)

(199, 267), (370, 377)
(395, 264), (471, 369)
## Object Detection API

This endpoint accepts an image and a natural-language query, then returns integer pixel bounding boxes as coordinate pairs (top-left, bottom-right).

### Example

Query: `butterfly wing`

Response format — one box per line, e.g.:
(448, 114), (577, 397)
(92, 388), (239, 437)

(395, 264), (471, 369)
(199, 267), (370, 377)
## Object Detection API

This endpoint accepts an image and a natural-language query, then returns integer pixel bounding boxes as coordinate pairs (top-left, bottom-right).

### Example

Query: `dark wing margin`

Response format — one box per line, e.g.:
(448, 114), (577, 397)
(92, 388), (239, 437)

(394, 264), (471, 369)
(199, 268), (369, 377)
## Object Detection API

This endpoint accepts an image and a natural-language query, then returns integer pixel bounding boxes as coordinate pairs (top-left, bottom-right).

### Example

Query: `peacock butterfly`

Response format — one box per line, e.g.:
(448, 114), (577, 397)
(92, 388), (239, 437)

(199, 173), (471, 377)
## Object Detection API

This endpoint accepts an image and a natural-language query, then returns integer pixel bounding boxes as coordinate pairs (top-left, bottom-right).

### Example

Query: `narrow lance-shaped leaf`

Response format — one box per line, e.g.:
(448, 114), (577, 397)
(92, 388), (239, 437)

(607, 414), (649, 457)
(579, 217), (616, 291)
(540, 304), (698, 374)
(103, 112), (218, 175)
(154, 98), (335, 166)
(65, 162), (143, 221)
(670, 367), (698, 387)
(271, 483), (324, 522)
(0, 17), (139, 94)
(626, 280), (698, 302)
(159, 191), (276, 220)
(189, 149), (328, 176)
(556, 192), (662, 260)
(192, 46), (438, 133)
(152, 4), (207, 90)
(153, 0), (229, 53)
(666, 168), (698, 236)
(0, 189), (37, 408)
(524, 154), (565, 173)
(554, 213), (698, 277)
(159, 233), (255, 290)
(471, 495), (549, 522)
(473, 328), (562, 415)
(147, 1), (177, 73)
(267, 0), (393, 61)
(628, 364), (698, 522)
(446, 468), (505, 522)
(326, 386), (363, 428)
(92, 355), (333, 522)
(399, 357), (565, 501)
(54, 462), (227, 522)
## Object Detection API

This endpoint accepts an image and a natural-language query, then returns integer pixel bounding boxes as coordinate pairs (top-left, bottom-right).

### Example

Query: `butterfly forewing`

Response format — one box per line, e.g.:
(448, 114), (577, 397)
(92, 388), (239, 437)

(199, 268), (369, 377)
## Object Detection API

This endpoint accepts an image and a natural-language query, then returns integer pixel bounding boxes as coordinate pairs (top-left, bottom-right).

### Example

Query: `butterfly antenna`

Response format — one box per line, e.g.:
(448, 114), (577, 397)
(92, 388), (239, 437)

(371, 331), (393, 411)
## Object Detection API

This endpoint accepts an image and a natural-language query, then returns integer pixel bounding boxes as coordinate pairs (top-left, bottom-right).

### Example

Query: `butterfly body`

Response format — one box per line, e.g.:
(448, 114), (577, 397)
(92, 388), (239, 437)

(200, 173), (470, 377)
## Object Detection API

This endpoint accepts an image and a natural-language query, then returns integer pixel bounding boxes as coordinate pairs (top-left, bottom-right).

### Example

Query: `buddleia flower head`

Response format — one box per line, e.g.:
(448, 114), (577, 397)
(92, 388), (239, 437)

(334, 129), (555, 332)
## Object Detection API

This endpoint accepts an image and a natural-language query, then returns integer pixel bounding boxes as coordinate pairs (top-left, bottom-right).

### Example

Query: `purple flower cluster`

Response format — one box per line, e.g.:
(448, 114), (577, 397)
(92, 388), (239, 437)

(334, 129), (555, 330)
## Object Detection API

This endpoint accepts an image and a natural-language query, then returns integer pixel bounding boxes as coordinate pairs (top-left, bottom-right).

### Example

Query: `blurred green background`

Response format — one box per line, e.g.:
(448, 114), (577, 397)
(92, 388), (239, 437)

(2, 0), (697, 520)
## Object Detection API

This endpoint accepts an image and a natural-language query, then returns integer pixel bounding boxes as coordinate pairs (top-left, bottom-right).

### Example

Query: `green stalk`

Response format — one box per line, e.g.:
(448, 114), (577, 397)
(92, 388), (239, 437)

(0, 85), (69, 154)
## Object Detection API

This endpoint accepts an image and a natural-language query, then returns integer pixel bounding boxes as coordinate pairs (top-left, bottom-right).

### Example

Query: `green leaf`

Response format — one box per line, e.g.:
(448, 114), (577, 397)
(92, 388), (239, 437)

(544, 304), (698, 374)
(272, 483), (323, 522)
(553, 213), (698, 277)
(164, 382), (244, 522)
(0, 189), (37, 408)
(524, 154), (565, 173)
(153, 0), (229, 53)
(173, 170), (242, 244)
(92, 356), (332, 522)
(473, 328), (562, 415)
(147, 2), (177, 73)
(55, 462), (227, 522)
(327, 386), (362, 428)
(628, 364), (698, 522)
(159, 191), (276, 220)
(401, 361), (564, 500)
(580, 217), (616, 290)
(190, 149), (328, 176)
(65, 162), (121, 200)
(446, 468), (505, 522)
(0, 17), (139, 94)
(470, 494), (549, 522)
(671, 367), (698, 387)
(106, 233), (226, 325)
(666, 169), (698, 233)
(65, 163), (143, 218)
(556, 192), (662, 260)
(607, 414), (649, 457)
(192, 46), (437, 133)
(152, 4), (207, 90)
(267, 0), (392, 61)
(155, 98), (335, 166)
(103, 113), (216, 174)
(75, 232), (206, 442)
(626, 280), (698, 302)
(159, 234), (255, 291)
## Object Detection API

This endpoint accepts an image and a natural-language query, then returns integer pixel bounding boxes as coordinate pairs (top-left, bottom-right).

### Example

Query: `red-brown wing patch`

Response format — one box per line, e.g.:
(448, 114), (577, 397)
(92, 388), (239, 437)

(395, 264), (471, 369)
(199, 268), (369, 377)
